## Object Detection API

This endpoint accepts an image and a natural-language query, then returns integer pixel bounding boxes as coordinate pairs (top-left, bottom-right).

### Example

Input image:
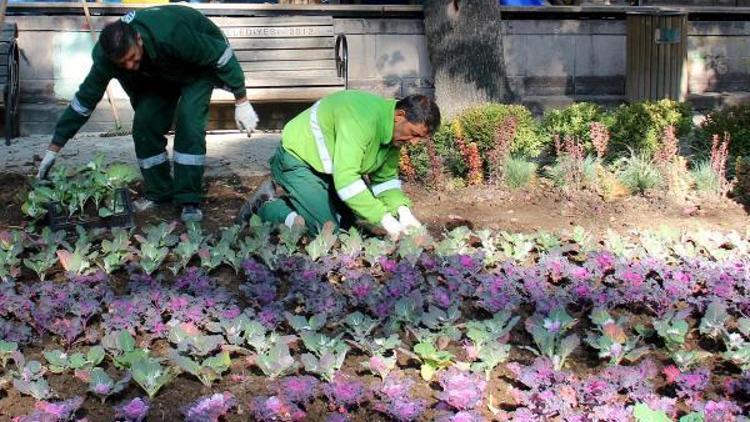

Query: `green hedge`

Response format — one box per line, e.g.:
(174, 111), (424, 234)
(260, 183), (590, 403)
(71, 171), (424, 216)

(403, 100), (696, 185)
(541, 102), (612, 154)
(454, 103), (546, 158)
(697, 104), (750, 159)
(609, 99), (692, 157)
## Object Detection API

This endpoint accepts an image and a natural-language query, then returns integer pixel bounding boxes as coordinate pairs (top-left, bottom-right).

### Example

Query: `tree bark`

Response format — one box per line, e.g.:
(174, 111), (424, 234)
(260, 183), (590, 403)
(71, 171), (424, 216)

(422, 0), (515, 119)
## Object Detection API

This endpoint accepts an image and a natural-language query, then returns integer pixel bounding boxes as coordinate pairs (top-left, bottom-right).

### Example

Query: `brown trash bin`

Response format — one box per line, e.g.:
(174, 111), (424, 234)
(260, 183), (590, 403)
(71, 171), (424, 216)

(626, 10), (688, 102)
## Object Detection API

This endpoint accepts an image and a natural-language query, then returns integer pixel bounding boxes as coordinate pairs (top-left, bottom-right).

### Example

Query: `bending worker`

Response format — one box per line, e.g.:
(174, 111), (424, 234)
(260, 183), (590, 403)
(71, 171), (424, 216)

(35, 5), (258, 222)
(237, 90), (441, 239)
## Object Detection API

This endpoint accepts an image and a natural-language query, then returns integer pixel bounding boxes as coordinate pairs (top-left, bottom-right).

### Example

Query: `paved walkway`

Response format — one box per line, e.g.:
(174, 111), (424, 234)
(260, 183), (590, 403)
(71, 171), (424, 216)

(1, 131), (281, 178)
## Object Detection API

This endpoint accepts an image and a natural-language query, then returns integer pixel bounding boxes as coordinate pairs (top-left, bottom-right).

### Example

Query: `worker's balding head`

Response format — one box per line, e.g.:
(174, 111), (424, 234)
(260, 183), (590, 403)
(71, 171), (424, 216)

(396, 95), (441, 135)
(392, 95), (441, 147)
(100, 20), (143, 71)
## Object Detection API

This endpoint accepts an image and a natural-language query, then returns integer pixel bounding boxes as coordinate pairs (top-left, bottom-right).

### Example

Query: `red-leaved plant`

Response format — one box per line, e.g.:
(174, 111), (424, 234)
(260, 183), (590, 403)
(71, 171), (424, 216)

(654, 125), (679, 166)
(589, 122), (610, 160)
(711, 132), (731, 195)
(488, 116), (518, 182)
(426, 138), (444, 188)
(399, 147), (417, 183)
(466, 142), (484, 186)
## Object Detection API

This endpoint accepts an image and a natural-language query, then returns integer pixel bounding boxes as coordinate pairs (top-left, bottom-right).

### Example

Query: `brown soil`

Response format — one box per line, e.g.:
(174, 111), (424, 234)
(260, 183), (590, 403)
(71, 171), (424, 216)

(408, 183), (749, 235)
(0, 173), (32, 229)
(4, 173), (746, 235)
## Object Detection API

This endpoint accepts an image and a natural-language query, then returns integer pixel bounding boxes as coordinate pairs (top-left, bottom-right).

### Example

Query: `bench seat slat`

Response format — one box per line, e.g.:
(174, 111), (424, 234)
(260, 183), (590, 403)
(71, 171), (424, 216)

(230, 37), (335, 50)
(245, 69), (339, 79)
(240, 60), (337, 72)
(244, 76), (344, 88)
(212, 86), (346, 103)
(235, 49), (335, 62)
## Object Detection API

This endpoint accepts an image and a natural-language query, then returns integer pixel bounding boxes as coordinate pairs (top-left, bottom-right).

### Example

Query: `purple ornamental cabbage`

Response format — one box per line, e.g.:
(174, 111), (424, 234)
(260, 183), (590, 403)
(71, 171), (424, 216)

(242, 258), (276, 283)
(431, 286), (453, 309)
(434, 410), (486, 422)
(675, 369), (710, 403)
(174, 267), (213, 294)
(589, 404), (632, 422)
(251, 395), (306, 422)
(379, 258), (398, 273)
(241, 282), (277, 306)
(271, 376), (320, 404)
(323, 374), (369, 409)
(183, 392), (237, 422)
(374, 374), (425, 421)
(504, 357), (659, 420)
(696, 400), (743, 419)
(257, 304), (284, 329)
(325, 413), (350, 422)
(115, 397), (150, 422)
(377, 374), (415, 402)
(375, 397), (426, 422)
(725, 371), (750, 397)
(13, 396), (84, 422)
(346, 276), (374, 304)
(70, 271), (108, 285)
(438, 368), (486, 411)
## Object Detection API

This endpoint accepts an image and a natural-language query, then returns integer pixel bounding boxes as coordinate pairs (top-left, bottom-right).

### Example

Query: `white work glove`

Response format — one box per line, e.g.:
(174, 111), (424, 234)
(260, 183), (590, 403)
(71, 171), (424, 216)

(380, 213), (405, 241)
(397, 206), (421, 229)
(234, 101), (258, 136)
(36, 150), (57, 180)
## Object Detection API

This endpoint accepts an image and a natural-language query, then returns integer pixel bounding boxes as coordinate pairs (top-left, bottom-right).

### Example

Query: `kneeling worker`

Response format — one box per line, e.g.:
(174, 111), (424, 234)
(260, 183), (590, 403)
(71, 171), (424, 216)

(237, 90), (441, 239)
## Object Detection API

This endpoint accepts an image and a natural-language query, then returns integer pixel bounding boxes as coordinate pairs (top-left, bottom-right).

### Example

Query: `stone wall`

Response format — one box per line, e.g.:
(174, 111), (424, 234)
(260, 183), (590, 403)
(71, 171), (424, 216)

(8, 5), (750, 135)
(10, 10), (432, 135)
(500, 17), (750, 112)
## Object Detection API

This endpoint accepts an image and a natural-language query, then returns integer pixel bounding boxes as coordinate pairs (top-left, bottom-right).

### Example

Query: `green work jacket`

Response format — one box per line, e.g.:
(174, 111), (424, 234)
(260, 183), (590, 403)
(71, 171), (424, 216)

(281, 90), (411, 224)
(52, 5), (245, 147)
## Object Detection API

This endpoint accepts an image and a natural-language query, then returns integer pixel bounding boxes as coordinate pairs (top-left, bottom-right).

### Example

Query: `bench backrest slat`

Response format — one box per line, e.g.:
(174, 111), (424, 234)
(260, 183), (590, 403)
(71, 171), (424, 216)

(211, 15), (345, 102)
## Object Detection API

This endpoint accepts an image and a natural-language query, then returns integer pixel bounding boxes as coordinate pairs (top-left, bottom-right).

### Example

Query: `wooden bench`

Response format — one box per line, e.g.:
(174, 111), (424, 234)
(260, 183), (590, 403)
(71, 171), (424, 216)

(0, 21), (19, 145)
(210, 16), (348, 103)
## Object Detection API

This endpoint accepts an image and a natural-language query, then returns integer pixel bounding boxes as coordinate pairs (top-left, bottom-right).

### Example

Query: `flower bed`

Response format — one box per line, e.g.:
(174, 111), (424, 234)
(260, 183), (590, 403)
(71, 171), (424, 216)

(1, 219), (749, 421)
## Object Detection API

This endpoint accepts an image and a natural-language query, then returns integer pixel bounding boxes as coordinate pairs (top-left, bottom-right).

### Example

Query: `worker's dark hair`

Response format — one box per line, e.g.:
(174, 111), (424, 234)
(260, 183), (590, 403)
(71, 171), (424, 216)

(100, 20), (139, 62)
(396, 95), (441, 135)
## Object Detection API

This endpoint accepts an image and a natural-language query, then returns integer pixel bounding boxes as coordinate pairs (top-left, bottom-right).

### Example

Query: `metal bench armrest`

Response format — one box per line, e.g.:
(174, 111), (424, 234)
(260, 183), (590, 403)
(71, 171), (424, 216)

(335, 34), (349, 89)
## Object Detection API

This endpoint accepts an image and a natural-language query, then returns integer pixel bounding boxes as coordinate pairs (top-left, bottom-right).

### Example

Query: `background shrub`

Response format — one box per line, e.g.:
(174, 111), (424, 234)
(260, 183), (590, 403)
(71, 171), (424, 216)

(609, 100), (692, 157)
(453, 103), (546, 158)
(697, 104), (750, 159)
(541, 102), (613, 155)
(733, 156), (750, 203)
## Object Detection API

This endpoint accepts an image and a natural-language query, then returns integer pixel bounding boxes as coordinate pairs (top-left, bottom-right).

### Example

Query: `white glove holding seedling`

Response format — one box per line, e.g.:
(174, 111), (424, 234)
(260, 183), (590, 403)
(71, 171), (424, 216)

(381, 213), (405, 241)
(235, 100), (259, 136)
(397, 206), (421, 229)
(36, 150), (57, 181)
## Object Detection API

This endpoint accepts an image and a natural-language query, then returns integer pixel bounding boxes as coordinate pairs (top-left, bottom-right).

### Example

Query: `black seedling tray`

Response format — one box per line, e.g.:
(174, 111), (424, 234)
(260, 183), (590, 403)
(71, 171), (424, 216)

(47, 188), (135, 232)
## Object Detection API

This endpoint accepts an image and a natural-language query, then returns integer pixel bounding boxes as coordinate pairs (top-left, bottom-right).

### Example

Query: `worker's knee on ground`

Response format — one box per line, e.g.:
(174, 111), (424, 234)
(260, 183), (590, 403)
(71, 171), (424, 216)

(258, 199), (294, 225)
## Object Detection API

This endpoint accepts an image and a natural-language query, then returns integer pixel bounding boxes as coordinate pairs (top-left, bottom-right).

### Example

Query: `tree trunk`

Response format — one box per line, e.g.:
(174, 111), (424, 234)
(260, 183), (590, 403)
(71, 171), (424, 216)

(423, 0), (515, 119)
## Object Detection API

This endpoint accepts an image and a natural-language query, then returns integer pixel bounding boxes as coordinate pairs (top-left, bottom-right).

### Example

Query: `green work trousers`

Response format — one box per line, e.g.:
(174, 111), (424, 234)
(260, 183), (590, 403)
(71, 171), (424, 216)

(259, 146), (356, 235)
(126, 77), (213, 204)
